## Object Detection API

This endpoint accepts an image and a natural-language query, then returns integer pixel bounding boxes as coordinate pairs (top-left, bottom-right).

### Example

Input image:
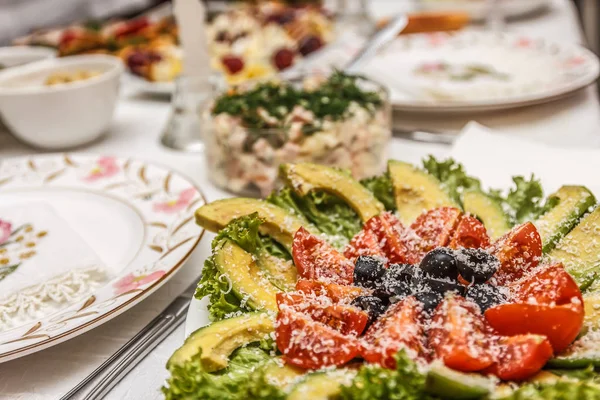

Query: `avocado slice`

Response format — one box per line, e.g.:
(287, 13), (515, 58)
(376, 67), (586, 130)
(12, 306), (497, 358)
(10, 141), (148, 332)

(195, 198), (317, 251)
(388, 160), (458, 225)
(214, 239), (280, 312)
(167, 312), (274, 372)
(462, 190), (510, 240)
(425, 362), (492, 399)
(534, 186), (596, 253)
(260, 362), (305, 391)
(549, 206), (600, 289)
(256, 248), (297, 291)
(287, 369), (356, 400)
(280, 163), (384, 222)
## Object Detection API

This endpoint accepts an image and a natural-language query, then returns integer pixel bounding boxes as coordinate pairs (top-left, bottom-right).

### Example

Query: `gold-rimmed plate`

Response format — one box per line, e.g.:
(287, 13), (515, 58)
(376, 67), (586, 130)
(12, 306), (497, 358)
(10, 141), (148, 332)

(0, 154), (205, 362)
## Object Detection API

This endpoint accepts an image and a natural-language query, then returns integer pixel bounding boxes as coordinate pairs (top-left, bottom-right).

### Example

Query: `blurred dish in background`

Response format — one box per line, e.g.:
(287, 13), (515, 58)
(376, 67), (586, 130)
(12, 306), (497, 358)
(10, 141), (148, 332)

(418, 0), (552, 20)
(377, 12), (470, 35)
(13, 2), (334, 90)
(359, 31), (600, 113)
(0, 46), (56, 70)
(0, 54), (122, 149)
(203, 72), (390, 196)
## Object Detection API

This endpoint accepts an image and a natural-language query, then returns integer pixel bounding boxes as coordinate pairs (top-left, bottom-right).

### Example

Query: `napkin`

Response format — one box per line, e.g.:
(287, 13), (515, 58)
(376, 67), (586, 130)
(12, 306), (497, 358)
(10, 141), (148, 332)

(0, 203), (108, 331)
(450, 122), (600, 196)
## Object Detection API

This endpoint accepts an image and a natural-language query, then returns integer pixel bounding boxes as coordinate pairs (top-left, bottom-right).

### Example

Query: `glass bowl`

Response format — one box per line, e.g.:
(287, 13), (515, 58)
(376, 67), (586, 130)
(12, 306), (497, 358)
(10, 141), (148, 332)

(201, 74), (391, 196)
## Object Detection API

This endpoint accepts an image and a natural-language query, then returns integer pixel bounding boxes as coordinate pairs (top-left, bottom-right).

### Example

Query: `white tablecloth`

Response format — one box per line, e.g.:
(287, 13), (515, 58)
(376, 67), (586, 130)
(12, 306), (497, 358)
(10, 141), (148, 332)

(0, 1), (597, 399)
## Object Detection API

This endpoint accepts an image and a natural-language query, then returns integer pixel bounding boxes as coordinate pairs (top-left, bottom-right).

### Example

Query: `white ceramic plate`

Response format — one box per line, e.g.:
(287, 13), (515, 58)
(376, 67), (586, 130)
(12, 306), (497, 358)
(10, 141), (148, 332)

(419, 0), (551, 20)
(360, 31), (600, 113)
(185, 296), (209, 337)
(126, 73), (175, 96)
(0, 154), (205, 362)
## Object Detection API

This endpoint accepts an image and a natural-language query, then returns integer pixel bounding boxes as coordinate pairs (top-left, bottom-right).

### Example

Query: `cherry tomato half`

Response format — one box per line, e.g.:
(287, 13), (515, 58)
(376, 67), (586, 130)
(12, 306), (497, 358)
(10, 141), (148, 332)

(485, 301), (584, 353)
(344, 226), (386, 262)
(361, 296), (428, 369)
(489, 222), (542, 285)
(449, 214), (490, 250)
(410, 207), (462, 263)
(292, 227), (354, 285)
(295, 279), (365, 304)
(483, 334), (553, 381)
(428, 295), (495, 372)
(276, 308), (361, 370)
(511, 263), (582, 306)
(276, 292), (369, 336)
(363, 212), (412, 264)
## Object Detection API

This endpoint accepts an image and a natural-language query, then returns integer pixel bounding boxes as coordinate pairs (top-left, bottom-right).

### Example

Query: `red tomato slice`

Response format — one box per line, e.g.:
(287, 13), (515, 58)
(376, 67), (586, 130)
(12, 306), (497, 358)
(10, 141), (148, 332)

(449, 214), (490, 249)
(511, 263), (582, 306)
(483, 335), (553, 381)
(292, 227), (354, 284)
(276, 307), (361, 370)
(428, 295), (495, 372)
(344, 227), (386, 261)
(410, 207), (462, 263)
(363, 212), (413, 264)
(361, 296), (428, 368)
(485, 302), (584, 353)
(295, 279), (365, 303)
(276, 292), (368, 336)
(489, 222), (542, 285)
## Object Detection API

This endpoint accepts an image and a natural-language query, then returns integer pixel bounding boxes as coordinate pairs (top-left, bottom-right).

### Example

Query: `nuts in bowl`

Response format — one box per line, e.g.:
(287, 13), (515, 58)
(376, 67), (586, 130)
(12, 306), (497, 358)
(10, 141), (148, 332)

(203, 72), (391, 196)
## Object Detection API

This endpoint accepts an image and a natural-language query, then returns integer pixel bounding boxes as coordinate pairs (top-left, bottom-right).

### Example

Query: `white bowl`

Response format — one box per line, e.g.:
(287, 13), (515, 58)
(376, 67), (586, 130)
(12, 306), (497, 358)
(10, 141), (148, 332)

(0, 46), (56, 69)
(0, 54), (123, 149)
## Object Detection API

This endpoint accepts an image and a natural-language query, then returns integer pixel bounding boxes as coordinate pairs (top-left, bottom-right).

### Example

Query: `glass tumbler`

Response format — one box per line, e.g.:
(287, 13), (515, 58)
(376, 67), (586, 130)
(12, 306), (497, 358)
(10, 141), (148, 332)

(160, 75), (218, 152)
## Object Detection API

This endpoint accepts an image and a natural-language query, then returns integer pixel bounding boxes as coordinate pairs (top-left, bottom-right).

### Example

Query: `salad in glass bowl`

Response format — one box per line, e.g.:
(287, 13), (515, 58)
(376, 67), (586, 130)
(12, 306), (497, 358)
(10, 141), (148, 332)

(163, 158), (600, 399)
(203, 72), (391, 196)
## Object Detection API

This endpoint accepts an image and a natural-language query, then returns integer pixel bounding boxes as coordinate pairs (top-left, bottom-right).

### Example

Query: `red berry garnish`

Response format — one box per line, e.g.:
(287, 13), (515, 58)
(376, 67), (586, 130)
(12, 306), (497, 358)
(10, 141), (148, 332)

(298, 35), (323, 56)
(273, 48), (295, 71)
(221, 55), (245, 75)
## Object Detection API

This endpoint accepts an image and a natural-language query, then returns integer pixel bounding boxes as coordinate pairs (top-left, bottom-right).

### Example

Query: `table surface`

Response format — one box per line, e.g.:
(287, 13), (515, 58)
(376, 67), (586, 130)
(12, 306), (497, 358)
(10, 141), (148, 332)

(0, 1), (598, 399)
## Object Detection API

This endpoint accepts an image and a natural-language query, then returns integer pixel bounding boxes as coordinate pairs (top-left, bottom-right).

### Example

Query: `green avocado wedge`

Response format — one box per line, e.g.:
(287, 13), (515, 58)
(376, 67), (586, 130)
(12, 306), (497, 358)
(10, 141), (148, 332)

(388, 160), (458, 225)
(425, 363), (492, 399)
(534, 186), (596, 254)
(462, 190), (511, 240)
(167, 312), (274, 372)
(279, 163), (384, 222)
(548, 206), (600, 289)
(287, 369), (357, 400)
(256, 248), (297, 291)
(213, 239), (280, 312)
(195, 198), (316, 251)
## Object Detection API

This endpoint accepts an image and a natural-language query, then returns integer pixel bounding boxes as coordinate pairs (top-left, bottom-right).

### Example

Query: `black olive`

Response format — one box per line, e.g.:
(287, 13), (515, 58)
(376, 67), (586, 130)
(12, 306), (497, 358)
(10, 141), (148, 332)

(416, 291), (443, 313)
(422, 278), (466, 296)
(466, 284), (506, 312)
(385, 263), (414, 284)
(420, 248), (458, 280)
(351, 295), (387, 322)
(371, 288), (392, 304)
(353, 256), (386, 289)
(456, 248), (500, 284)
(387, 281), (412, 304)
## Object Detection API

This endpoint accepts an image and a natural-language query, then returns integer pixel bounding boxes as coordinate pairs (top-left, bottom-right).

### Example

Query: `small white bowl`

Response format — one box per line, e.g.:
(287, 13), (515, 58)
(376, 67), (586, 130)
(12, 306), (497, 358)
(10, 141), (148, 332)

(0, 54), (123, 149)
(0, 46), (57, 69)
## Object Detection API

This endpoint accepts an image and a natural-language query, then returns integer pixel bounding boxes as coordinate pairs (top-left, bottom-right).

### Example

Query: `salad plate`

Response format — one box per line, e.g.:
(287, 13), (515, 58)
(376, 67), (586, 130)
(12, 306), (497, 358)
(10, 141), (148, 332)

(169, 159), (600, 399)
(360, 31), (600, 113)
(0, 154), (205, 363)
(418, 0), (552, 20)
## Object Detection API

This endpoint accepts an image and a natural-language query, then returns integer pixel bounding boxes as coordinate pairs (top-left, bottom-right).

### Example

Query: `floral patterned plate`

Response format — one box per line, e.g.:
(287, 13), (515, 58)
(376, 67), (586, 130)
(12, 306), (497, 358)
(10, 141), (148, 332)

(360, 31), (600, 113)
(0, 154), (205, 363)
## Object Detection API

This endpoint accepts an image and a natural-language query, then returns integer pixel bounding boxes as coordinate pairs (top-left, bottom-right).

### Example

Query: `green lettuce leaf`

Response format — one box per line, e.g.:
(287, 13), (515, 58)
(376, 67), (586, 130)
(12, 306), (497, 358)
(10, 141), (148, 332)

(361, 173), (396, 211)
(489, 175), (559, 225)
(267, 187), (361, 248)
(498, 379), (600, 400)
(163, 346), (282, 400)
(422, 156), (482, 206)
(340, 351), (437, 400)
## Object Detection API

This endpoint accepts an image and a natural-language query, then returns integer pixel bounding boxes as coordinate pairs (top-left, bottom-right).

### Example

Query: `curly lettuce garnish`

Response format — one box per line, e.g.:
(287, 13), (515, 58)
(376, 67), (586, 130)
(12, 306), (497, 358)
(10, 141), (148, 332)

(498, 379), (600, 399)
(361, 172), (396, 211)
(267, 187), (361, 248)
(422, 156), (482, 206)
(163, 346), (283, 400)
(340, 351), (437, 400)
